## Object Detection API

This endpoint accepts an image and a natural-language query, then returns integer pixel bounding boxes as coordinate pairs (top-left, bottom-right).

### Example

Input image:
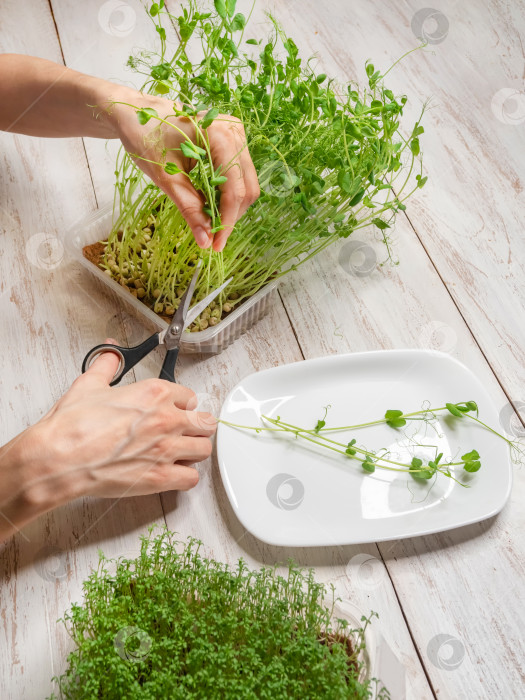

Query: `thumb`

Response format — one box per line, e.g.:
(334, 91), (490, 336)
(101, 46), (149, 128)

(164, 176), (213, 249)
(83, 338), (122, 385)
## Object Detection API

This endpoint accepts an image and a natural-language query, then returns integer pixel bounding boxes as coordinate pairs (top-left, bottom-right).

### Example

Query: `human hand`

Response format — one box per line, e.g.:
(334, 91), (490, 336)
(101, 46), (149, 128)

(0, 342), (216, 529)
(106, 88), (260, 252)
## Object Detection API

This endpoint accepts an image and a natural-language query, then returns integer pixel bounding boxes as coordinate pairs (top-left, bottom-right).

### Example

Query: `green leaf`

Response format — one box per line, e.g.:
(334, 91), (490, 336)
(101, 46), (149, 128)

(200, 107), (219, 129)
(410, 457), (423, 469)
(446, 403), (464, 418)
(151, 62), (172, 81)
(362, 460), (375, 473)
(465, 401), (478, 412)
(410, 138), (420, 156)
(156, 25), (166, 41)
(337, 170), (352, 193)
(214, 0), (227, 19)
(230, 12), (245, 31)
(136, 107), (159, 125)
(210, 175), (228, 186)
(225, 0), (237, 16)
(316, 73), (327, 83)
(180, 141), (206, 159)
(314, 419), (325, 433)
(246, 38), (258, 45)
(154, 80), (171, 95)
(150, 3), (160, 16)
(464, 461), (481, 473)
(164, 162), (182, 175)
(385, 409), (407, 428)
(348, 189), (365, 206)
(372, 218), (391, 230)
(461, 449), (480, 462)
(345, 439), (357, 456)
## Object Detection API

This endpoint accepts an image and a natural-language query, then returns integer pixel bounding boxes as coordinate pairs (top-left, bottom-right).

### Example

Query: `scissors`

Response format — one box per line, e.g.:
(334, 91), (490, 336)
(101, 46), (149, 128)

(82, 261), (231, 386)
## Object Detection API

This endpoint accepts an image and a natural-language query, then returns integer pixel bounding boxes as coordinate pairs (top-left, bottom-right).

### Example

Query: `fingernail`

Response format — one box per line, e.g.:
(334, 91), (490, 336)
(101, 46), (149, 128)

(194, 226), (208, 247)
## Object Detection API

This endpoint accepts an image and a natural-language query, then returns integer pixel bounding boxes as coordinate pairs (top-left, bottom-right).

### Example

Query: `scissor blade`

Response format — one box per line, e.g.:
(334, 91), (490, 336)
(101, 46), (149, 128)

(184, 277), (233, 330)
(162, 260), (202, 349)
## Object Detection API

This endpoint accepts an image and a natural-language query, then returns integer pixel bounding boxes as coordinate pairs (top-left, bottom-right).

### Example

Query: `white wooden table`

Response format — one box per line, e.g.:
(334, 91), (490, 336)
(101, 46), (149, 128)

(1, 1), (524, 697)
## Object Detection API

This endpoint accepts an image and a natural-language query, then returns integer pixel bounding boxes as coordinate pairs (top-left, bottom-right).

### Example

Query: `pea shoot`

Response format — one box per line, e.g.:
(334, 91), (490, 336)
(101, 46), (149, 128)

(220, 400), (524, 486)
(98, 0), (427, 330)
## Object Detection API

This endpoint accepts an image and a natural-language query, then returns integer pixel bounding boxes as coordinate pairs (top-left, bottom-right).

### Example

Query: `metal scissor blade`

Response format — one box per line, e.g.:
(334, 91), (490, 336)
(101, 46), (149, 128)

(184, 277), (233, 330)
(161, 260), (202, 349)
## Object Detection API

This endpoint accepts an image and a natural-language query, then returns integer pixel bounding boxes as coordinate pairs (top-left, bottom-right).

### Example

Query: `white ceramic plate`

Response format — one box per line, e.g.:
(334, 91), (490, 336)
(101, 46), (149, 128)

(217, 350), (512, 546)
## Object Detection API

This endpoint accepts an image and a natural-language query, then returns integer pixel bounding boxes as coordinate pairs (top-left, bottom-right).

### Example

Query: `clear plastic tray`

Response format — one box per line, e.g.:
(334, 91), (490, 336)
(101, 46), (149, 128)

(64, 203), (279, 354)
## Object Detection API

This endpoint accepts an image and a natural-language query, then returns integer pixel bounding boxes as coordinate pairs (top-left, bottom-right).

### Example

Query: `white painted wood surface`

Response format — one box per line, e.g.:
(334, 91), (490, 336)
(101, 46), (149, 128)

(0, 0), (523, 698)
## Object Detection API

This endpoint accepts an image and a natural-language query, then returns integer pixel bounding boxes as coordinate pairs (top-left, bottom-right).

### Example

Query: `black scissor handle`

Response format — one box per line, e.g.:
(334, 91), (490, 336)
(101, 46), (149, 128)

(159, 347), (180, 383)
(82, 334), (161, 386)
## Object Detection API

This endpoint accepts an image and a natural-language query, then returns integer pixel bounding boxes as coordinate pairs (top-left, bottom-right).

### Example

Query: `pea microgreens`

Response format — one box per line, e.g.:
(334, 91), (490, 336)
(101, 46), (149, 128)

(220, 400), (524, 486)
(99, 0), (427, 330)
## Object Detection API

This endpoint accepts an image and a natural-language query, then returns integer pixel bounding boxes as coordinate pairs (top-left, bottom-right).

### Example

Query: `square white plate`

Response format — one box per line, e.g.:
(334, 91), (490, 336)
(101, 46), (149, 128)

(217, 350), (512, 546)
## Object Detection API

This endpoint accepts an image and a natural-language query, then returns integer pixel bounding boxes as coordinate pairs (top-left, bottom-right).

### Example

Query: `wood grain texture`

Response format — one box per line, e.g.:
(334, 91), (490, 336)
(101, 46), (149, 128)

(1, 0), (523, 698)
(0, 2), (166, 698)
(231, 0), (525, 697)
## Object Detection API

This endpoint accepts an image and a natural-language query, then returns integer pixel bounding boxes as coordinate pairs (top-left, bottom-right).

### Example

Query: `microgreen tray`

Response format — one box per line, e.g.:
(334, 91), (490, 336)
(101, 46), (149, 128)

(64, 203), (279, 354)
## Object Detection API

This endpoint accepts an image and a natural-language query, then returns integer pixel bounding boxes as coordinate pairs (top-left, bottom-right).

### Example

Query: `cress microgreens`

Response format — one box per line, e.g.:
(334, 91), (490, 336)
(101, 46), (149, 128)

(220, 400), (524, 486)
(49, 529), (388, 699)
(99, 0), (426, 330)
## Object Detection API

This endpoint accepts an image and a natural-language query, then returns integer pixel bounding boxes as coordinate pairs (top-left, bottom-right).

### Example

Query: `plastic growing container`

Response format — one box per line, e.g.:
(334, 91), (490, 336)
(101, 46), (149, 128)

(64, 203), (280, 354)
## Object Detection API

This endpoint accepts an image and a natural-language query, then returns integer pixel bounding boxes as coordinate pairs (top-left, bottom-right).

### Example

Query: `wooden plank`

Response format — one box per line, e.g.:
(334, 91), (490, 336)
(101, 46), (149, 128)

(225, 0), (524, 697)
(0, 2), (166, 698)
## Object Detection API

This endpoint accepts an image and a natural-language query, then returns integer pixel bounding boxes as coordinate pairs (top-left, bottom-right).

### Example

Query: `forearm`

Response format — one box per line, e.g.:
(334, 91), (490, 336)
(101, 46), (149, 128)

(0, 426), (74, 542)
(0, 53), (137, 138)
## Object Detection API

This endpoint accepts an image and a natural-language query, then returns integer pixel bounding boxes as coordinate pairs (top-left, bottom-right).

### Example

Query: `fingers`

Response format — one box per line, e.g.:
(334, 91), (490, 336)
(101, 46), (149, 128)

(82, 338), (121, 385)
(157, 171), (213, 249)
(173, 436), (213, 462)
(122, 378), (198, 411)
(212, 120), (260, 252)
